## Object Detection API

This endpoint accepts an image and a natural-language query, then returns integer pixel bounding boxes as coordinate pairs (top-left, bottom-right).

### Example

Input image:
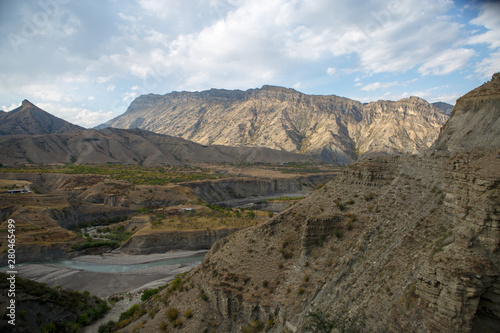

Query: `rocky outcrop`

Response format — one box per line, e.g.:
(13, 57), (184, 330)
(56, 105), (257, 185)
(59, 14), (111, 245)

(184, 178), (305, 203)
(119, 228), (241, 254)
(99, 86), (448, 165)
(415, 150), (500, 332)
(0, 243), (72, 265)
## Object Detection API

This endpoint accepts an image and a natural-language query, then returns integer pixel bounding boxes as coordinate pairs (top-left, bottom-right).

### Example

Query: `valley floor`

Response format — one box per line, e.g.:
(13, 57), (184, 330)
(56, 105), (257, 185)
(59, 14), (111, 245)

(3, 250), (206, 298)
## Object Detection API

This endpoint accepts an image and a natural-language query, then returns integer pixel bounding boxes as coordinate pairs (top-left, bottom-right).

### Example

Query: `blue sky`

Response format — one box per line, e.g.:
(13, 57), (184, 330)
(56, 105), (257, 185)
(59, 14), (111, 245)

(1, 0), (499, 127)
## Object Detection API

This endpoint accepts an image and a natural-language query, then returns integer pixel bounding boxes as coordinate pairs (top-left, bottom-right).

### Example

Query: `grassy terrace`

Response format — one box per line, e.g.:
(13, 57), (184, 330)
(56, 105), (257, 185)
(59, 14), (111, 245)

(138, 205), (271, 234)
(0, 162), (341, 185)
(0, 164), (230, 185)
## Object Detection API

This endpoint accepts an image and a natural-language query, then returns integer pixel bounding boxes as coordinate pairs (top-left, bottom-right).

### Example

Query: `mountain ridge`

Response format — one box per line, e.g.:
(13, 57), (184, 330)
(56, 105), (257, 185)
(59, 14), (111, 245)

(0, 127), (316, 166)
(98, 86), (449, 165)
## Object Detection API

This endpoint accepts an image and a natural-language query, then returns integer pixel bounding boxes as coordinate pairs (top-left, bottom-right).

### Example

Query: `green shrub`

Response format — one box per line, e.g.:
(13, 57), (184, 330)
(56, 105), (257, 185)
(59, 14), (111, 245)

(183, 308), (193, 319)
(98, 321), (116, 333)
(40, 323), (56, 333)
(199, 291), (208, 302)
(166, 307), (179, 322)
(141, 287), (160, 301)
(303, 309), (366, 333)
(119, 304), (139, 321)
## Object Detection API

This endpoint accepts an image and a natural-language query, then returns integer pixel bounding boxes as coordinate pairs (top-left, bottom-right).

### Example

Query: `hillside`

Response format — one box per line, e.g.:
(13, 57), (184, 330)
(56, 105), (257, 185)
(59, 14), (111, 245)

(0, 100), (84, 135)
(0, 127), (315, 166)
(98, 86), (449, 165)
(115, 75), (500, 332)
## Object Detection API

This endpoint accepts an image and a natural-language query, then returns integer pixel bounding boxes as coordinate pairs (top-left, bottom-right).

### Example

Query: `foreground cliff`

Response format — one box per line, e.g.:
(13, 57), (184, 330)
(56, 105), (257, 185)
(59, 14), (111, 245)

(99, 86), (448, 165)
(116, 75), (499, 333)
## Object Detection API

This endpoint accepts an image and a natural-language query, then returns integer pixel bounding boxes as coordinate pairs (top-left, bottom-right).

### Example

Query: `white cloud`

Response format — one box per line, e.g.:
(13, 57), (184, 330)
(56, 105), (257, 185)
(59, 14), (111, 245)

(427, 92), (461, 105)
(19, 84), (65, 102)
(326, 67), (337, 76)
(1, 0), (496, 127)
(2, 102), (21, 111)
(360, 81), (398, 92)
(469, 2), (500, 49)
(473, 50), (500, 79)
(418, 48), (476, 76)
(97, 76), (112, 83)
(468, 2), (500, 79)
(330, 0), (466, 74)
(35, 102), (116, 128)
(360, 78), (417, 92)
(123, 90), (139, 102)
(74, 108), (116, 128)
(83, 0), (488, 93)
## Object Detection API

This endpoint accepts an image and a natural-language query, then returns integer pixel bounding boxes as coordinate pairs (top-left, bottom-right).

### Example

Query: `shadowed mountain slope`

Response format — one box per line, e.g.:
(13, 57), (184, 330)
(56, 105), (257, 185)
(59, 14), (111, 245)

(0, 127), (316, 166)
(0, 100), (84, 135)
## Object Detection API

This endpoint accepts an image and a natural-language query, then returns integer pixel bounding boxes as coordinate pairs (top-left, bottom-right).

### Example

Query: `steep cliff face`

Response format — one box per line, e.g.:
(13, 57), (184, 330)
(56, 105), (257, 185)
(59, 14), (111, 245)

(433, 72), (500, 152)
(118, 75), (499, 333)
(119, 228), (241, 254)
(99, 86), (448, 165)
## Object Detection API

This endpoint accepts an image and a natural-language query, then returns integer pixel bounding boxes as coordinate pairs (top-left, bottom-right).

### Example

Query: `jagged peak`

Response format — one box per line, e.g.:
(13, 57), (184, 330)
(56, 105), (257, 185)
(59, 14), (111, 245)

(21, 99), (35, 107)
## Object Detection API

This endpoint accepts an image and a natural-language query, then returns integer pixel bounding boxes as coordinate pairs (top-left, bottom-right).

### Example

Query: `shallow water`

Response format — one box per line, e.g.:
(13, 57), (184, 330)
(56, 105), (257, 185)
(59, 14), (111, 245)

(8, 254), (205, 273)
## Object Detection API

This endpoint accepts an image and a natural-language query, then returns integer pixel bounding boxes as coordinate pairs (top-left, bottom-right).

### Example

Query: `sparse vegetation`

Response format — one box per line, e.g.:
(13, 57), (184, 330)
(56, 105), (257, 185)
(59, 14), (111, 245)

(0, 164), (229, 185)
(165, 307), (179, 322)
(267, 196), (307, 201)
(242, 319), (265, 333)
(183, 307), (193, 319)
(303, 309), (366, 333)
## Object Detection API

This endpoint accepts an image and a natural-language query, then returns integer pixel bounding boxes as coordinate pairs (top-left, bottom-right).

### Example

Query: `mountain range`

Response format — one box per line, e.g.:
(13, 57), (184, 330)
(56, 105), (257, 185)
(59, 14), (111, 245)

(98, 86), (450, 165)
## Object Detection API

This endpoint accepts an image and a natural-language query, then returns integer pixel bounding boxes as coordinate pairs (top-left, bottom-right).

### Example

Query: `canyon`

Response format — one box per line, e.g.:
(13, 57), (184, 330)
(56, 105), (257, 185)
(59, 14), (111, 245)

(112, 74), (500, 332)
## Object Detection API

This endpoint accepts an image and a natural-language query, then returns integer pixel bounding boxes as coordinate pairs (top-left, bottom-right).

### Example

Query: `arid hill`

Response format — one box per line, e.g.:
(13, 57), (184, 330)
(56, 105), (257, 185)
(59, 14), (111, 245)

(0, 100), (84, 135)
(0, 127), (315, 166)
(98, 86), (449, 165)
(117, 75), (500, 333)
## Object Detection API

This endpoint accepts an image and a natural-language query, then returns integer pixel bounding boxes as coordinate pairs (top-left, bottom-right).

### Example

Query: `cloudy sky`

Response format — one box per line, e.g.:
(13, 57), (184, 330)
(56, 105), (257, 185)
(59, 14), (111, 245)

(1, 0), (499, 127)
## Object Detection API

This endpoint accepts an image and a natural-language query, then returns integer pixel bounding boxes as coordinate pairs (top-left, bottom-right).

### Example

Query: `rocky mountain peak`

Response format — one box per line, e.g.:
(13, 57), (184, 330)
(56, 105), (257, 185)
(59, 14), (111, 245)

(402, 96), (430, 104)
(21, 99), (37, 108)
(0, 101), (84, 135)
